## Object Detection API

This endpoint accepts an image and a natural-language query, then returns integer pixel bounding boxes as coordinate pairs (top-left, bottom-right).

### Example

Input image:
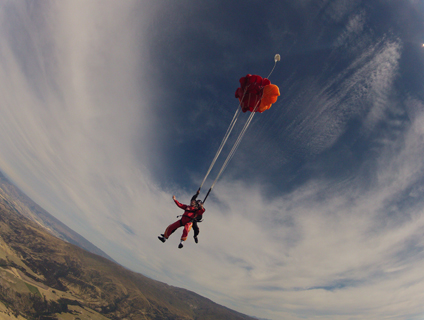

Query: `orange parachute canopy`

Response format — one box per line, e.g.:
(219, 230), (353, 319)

(235, 74), (280, 113)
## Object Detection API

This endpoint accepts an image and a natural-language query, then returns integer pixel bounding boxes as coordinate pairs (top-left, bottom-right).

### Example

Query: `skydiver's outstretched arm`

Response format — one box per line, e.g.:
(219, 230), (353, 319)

(173, 196), (185, 208)
(172, 195), (188, 210)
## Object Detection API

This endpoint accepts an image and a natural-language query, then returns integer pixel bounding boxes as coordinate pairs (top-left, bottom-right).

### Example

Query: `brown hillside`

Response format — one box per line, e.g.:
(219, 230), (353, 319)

(0, 171), (115, 262)
(0, 196), (255, 320)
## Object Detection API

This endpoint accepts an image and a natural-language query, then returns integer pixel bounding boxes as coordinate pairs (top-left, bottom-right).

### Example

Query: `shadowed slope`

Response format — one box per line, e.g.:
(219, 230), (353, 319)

(0, 195), (255, 320)
(0, 171), (115, 262)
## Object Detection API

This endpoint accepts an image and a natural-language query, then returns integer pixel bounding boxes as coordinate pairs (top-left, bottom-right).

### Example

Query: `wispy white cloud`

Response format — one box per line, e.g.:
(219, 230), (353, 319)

(333, 11), (366, 48)
(326, 0), (361, 23)
(244, 36), (402, 172)
(195, 111), (424, 318)
(0, 0), (160, 252)
(1, 1), (424, 320)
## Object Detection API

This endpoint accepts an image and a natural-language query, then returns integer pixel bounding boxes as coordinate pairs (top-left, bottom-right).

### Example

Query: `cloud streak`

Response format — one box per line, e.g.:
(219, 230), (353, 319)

(202, 114), (424, 318)
(0, 1), (424, 319)
(0, 0), (161, 262)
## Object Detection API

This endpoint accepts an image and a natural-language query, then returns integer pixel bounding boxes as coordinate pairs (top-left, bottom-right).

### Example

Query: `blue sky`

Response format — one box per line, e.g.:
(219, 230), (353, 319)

(1, 1), (424, 319)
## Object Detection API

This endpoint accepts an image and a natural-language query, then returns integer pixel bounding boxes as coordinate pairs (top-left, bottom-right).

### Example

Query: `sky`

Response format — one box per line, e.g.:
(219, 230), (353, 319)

(0, 0), (424, 319)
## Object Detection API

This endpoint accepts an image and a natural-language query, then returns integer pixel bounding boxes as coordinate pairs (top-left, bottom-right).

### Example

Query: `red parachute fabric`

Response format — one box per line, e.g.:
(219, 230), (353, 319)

(235, 74), (279, 113)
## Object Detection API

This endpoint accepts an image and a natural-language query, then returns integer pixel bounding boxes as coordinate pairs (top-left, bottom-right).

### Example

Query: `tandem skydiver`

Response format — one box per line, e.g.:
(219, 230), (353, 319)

(158, 190), (205, 249)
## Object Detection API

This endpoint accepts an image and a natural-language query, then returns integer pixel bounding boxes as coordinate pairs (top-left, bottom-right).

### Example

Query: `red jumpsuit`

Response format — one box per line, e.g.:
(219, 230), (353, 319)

(163, 198), (205, 241)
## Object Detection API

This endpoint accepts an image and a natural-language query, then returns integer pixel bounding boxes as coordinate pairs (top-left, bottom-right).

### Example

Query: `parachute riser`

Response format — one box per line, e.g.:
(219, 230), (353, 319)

(203, 187), (212, 203)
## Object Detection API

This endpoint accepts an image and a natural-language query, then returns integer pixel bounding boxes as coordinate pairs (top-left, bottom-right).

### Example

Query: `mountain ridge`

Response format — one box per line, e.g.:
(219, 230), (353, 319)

(0, 172), (256, 319)
(0, 171), (115, 263)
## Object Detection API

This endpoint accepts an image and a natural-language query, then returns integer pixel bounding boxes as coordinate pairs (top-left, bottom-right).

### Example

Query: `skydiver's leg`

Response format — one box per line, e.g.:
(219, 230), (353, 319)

(163, 220), (182, 239)
(178, 222), (193, 249)
(181, 222), (193, 241)
(192, 221), (199, 243)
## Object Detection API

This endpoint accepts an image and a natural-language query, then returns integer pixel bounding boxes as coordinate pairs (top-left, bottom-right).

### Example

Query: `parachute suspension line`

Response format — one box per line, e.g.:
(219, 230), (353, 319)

(199, 86), (251, 192)
(199, 106), (242, 190)
(203, 98), (261, 203)
(210, 110), (256, 188)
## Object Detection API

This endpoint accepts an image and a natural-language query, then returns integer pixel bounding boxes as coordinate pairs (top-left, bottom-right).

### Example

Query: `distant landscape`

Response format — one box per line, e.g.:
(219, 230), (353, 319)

(0, 172), (256, 319)
(0, 171), (115, 263)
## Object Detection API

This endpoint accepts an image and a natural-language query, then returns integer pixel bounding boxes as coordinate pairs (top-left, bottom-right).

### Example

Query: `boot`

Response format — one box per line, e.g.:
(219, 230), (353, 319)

(158, 234), (166, 243)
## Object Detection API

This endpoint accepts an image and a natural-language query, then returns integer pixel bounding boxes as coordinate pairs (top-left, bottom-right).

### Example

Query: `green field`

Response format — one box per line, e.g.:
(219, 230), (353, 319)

(24, 283), (41, 296)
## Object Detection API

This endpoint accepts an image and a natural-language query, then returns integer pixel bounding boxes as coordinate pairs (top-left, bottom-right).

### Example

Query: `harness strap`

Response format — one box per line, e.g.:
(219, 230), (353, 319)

(177, 214), (202, 225)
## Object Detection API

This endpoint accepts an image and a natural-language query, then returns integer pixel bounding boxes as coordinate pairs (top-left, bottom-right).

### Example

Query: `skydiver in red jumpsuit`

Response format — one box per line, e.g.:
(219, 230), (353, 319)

(158, 191), (205, 248)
